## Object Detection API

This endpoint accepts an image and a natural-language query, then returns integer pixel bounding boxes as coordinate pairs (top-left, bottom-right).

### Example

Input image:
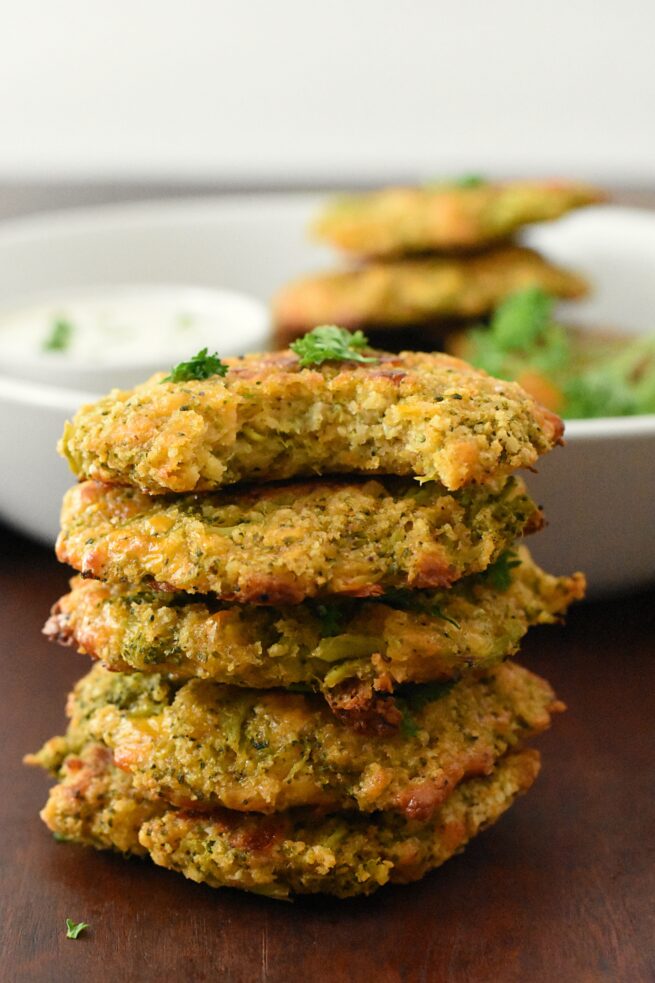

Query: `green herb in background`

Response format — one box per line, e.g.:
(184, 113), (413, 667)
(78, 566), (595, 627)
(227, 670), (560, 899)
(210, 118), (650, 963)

(424, 174), (487, 191)
(461, 285), (655, 419)
(65, 919), (89, 940)
(563, 337), (655, 418)
(463, 285), (655, 419)
(465, 287), (572, 379)
(454, 174), (486, 188)
(42, 318), (74, 353)
(489, 287), (553, 350)
(163, 348), (228, 383)
(290, 325), (377, 367)
(564, 369), (638, 419)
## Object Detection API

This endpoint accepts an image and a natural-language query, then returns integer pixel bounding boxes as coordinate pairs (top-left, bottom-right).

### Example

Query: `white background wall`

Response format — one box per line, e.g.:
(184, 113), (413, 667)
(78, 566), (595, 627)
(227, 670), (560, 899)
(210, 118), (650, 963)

(1, 0), (654, 183)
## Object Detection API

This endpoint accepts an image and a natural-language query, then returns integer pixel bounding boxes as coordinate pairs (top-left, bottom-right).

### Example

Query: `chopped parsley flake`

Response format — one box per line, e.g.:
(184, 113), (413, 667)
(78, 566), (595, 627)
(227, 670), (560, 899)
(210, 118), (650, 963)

(429, 605), (462, 630)
(482, 550), (522, 592)
(398, 703), (419, 737)
(163, 348), (227, 383)
(375, 589), (460, 628)
(395, 680), (456, 736)
(290, 325), (377, 367)
(314, 602), (345, 637)
(43, 318), (74, 353)
(65, 919), (89, 940)
(403, 680), (456, 712)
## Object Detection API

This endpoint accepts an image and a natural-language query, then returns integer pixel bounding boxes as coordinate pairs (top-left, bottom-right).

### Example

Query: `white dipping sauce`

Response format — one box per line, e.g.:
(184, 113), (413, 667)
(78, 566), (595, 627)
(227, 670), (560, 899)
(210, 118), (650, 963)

(0, 284), (270, 391)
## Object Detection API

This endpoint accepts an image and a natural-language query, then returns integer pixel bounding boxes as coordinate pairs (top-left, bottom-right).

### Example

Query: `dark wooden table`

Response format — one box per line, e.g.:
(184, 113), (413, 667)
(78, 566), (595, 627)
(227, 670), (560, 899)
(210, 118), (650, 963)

(1, 184), (655, 982)
(2, 524), (654, 983)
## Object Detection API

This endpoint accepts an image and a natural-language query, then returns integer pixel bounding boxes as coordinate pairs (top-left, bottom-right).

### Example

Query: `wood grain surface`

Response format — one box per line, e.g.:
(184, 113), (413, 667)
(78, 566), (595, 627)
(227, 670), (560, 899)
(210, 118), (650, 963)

(2, 522), (654, 983)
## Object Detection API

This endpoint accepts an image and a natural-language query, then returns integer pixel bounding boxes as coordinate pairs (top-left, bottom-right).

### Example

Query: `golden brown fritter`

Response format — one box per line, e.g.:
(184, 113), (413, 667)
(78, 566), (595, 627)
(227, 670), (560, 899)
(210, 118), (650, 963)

(273, 247), (588, 343)
(34, 742), (540, 898)
(30, 661), (560, 819)
(56, 475), (539, 603)
(59, 349), (564, 495)
(36, 744), (160, 855)
(44, 546), (585, 693)
(313, 179), (606, 258)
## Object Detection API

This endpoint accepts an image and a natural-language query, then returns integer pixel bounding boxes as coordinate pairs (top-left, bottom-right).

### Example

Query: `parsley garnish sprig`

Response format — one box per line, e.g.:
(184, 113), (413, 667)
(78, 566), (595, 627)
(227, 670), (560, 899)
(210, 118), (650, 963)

(290, 325), (377, 367)
(163, 348), (228, 383)
(65, 918), (89, 940)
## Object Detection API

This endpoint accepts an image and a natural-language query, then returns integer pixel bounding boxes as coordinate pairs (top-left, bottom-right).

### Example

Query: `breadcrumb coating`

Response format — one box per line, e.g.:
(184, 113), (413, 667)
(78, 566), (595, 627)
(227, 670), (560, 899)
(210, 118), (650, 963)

(59, 349), (563, 495)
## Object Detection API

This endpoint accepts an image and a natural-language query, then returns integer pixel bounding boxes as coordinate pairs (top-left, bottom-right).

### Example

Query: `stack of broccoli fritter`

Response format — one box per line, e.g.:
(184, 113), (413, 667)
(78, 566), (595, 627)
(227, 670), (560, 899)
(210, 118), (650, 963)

(273, 178), (605, 350)
(27, 332), (584, 899)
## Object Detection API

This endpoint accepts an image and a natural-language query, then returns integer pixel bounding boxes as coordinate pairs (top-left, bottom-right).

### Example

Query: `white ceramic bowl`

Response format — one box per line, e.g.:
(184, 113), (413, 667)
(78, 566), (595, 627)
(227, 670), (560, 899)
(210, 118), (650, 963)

(0, 196), (653, 596)
(0, 282), (269, 392)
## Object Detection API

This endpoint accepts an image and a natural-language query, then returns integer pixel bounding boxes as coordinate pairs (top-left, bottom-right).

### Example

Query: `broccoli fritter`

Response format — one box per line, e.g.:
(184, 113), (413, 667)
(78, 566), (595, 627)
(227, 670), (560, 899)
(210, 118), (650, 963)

(35, 744), (160, 855)
(59, 349), (563, 495)
(313, 179), (606, 258)
(57, 475), (540, 603)
(29, 661), (560, 820)
(273, 247), (588, 343)
(44, 547), (584, 693)
(33, 742), (540, 898)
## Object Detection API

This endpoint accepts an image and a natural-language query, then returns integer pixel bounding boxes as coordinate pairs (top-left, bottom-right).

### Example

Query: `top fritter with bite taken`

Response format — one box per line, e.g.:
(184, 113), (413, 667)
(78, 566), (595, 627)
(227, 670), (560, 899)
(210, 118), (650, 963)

(59, 339), (563, 495)
(313, 179), (606, 258)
